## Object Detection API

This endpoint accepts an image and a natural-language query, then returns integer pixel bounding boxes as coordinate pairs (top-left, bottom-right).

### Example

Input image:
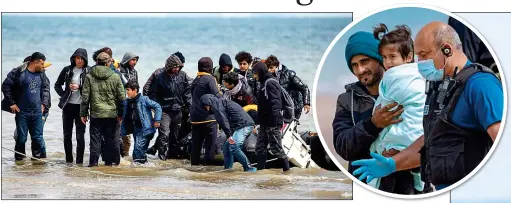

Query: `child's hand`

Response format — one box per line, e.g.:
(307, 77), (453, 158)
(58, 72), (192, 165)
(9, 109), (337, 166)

(228, 137), (236, 144)
(154, 122), (160, 128)
(382, 149), (400, 157)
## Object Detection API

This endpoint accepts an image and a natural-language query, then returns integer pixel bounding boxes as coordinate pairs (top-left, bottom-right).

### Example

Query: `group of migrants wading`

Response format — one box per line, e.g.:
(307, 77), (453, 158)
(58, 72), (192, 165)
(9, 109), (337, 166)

(2, 47), (339, 172)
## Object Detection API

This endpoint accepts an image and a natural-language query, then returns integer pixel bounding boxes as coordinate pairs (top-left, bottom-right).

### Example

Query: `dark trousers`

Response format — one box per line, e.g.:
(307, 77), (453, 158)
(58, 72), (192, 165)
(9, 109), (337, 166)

(62, 104), (86, 164)
(178, 109), (192, 140)
(101, 122), (121, 162)
(14, 110), (46, 160)
(256, 125), (290, 171)
(191, 122), (218, 165)
(147, 108), (190, 157)
(294, 107), (302, 120)
(89, 118), (119, 166)
(152, 110), (182, 160)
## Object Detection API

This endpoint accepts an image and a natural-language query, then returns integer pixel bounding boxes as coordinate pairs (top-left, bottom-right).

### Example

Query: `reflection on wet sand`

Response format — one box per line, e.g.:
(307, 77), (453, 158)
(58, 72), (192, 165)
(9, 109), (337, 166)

(2, 152), (352, 199)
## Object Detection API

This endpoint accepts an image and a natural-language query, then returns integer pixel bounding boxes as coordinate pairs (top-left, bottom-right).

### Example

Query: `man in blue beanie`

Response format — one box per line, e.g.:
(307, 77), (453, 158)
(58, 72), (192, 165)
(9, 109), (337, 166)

(332, 31), (405, 183)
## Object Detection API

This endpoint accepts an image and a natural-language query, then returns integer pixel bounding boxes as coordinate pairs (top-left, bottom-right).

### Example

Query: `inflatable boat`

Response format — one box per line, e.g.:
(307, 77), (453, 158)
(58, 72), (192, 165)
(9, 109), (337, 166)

(174, 118), (340, 170)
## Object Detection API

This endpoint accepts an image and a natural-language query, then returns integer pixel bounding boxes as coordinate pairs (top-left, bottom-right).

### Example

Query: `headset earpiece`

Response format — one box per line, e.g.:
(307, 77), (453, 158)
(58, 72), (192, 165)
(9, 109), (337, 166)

(441, 46), (452, 57)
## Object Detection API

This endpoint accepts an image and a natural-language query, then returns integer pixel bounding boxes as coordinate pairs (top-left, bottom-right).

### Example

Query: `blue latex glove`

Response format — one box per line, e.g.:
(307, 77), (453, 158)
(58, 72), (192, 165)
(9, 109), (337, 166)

(352, 152), (397, 183)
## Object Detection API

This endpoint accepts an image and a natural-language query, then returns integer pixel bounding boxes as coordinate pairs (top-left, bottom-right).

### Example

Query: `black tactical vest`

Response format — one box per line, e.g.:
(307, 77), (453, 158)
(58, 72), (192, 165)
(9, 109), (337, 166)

(420, 63), (496, 185)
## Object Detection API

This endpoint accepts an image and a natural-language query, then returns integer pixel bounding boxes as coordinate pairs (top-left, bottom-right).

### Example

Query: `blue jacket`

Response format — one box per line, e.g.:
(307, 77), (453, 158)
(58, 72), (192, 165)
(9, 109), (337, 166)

(121, 94), (162, 136)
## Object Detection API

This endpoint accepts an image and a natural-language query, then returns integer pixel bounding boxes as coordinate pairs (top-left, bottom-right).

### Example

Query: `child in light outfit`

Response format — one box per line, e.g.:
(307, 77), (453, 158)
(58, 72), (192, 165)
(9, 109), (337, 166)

(368, 24), (426, 194)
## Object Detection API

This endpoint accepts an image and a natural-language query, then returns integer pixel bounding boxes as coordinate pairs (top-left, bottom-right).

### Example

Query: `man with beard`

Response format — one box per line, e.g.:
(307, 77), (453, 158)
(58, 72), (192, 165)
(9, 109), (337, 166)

(149, 54), (192, 160)
(144, 52), (191, 157)
(119, 52), (139, 84)
(332, 31), (405, 183)
(2, 52), (51, 161)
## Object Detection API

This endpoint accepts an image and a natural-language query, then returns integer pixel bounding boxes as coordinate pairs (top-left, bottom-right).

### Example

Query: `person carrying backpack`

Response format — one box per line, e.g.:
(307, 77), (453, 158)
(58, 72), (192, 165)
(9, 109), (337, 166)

(252, 61), (291, 172)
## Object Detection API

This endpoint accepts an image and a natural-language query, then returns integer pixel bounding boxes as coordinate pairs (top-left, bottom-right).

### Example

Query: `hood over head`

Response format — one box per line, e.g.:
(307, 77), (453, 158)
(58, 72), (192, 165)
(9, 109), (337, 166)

(252, 61), (271, 82)
(90, 65), (115, 80)
(199, 94), (219, 109)
(198, 57), (214, 74)
(219, 53), (233, 71)
(120, 52), (139, 67)
(165, 54), (184, 72)
(70, 48), (89, 67)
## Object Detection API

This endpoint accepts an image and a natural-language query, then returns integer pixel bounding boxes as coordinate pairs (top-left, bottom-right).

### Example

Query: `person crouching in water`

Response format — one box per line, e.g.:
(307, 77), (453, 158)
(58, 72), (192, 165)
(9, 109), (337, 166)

(122, 80), (162, 164)
(252, 62), (291, 172)
(200, 94), (257, 172)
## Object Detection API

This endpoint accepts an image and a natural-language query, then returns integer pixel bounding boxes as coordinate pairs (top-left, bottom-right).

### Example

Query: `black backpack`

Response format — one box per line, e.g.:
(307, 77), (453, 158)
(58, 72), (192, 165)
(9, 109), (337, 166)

(262, 78), (295, 123)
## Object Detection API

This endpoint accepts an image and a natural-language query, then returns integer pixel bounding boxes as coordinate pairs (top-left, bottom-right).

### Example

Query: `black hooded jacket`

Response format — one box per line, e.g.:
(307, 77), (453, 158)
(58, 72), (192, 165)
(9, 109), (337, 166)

(253, 62), (283, 127)
(54, 48), (91, 109)
(213, 53), (238, 84)
(190, 57), (221, 123)
(275, 64), (311, 108)
(149, 68), (192, 112)
(332, 81), (381, 178)
(143, 66), (192, 96)
(200, 94), (254, 138)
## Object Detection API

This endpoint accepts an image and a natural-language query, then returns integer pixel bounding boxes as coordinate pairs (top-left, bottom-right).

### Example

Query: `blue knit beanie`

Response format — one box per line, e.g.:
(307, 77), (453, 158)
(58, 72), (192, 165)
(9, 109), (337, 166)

(345, 31), (383, 73)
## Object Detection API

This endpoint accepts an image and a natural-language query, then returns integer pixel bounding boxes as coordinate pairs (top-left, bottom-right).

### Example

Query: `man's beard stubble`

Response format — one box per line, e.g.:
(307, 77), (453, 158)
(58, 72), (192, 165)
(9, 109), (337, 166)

(364, 67), (384, 87)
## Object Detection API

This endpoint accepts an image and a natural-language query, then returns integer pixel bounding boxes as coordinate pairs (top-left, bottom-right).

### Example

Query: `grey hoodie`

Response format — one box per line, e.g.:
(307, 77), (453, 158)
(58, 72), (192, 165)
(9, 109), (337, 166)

(120, 52), (139, 83)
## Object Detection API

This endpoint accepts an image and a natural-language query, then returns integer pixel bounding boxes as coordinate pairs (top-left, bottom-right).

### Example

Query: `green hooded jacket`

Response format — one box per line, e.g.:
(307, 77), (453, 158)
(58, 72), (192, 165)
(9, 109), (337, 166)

(80, 65), (125, 118)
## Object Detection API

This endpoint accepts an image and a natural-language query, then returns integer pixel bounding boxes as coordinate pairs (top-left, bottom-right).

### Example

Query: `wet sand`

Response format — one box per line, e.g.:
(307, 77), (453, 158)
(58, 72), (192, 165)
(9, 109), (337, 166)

(1, 110), (352, 199)
(315, 93), (349, 169)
